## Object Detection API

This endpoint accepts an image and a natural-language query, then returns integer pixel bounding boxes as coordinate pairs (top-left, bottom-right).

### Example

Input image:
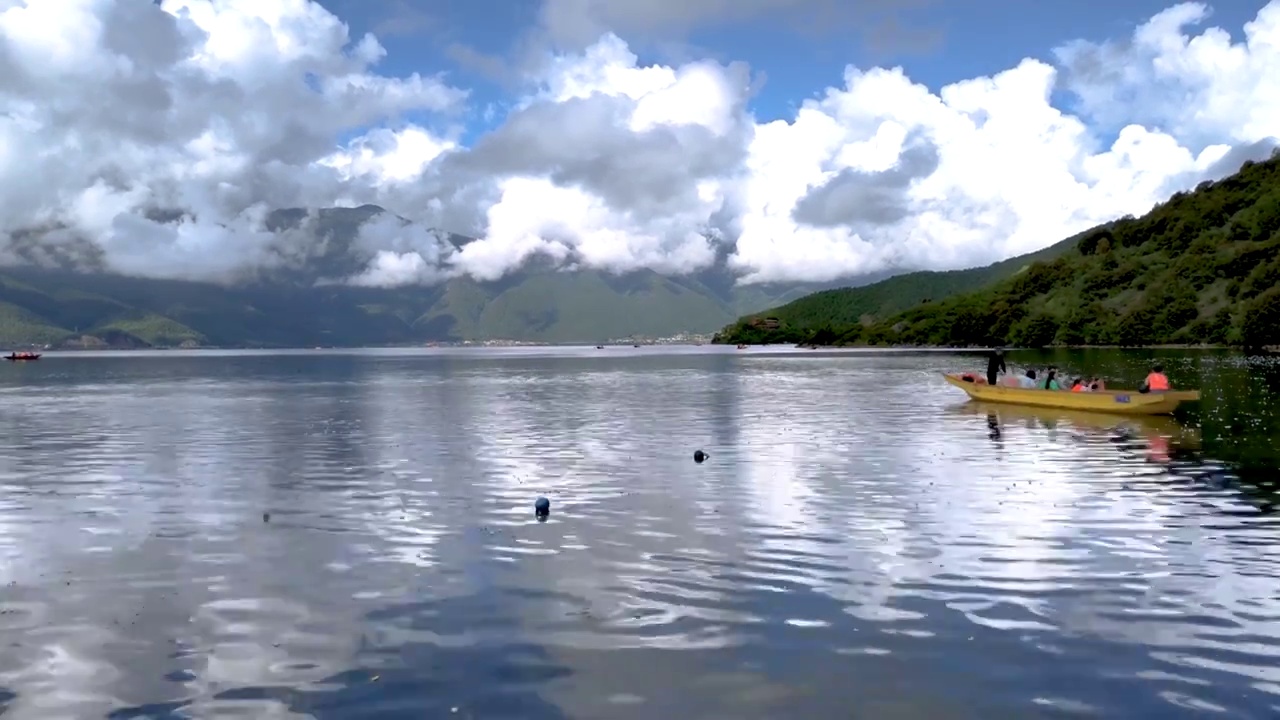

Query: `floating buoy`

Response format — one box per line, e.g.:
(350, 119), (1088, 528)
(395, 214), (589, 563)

(534, 497), (550, 518)
(693, 450), (707, 463)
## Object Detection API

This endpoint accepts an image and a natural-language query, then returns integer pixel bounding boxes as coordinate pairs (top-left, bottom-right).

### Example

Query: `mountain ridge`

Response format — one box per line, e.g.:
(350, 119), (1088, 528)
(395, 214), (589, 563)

(714, 150), (1280, 349)
(0, 206), (868, 348)
(712, 230), (1090, 341)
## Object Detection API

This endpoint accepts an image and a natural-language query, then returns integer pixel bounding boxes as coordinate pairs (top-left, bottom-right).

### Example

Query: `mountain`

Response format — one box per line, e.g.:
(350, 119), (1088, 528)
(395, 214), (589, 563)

(713, 230), (1087, 340)
(0, 206), (857, 348)
(715, 150), (1280, 349)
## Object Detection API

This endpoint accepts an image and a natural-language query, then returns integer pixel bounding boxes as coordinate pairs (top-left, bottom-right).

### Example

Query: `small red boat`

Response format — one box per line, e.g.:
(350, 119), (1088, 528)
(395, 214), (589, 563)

(5, 352), (41, 361)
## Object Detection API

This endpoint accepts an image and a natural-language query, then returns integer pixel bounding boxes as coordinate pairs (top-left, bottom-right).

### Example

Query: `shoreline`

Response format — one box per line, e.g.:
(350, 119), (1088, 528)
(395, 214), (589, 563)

(17, 341), (1277, 354)
(771, 342), (1265, 351)
(18, 336), (717, 353)
(788, 343), (1239, 351)
(15, 340), (701, 353)
(23, 341), (716, 353)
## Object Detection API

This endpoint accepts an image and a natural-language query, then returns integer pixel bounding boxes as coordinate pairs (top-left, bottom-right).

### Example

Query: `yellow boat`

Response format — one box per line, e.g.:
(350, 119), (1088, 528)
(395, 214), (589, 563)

(948, 400), (1202, 447)
(942, 373), (1200, 416)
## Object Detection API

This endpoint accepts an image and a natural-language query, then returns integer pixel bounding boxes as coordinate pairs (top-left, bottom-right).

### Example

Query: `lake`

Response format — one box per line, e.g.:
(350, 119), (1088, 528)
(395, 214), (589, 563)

(1, 346), (1278, 719)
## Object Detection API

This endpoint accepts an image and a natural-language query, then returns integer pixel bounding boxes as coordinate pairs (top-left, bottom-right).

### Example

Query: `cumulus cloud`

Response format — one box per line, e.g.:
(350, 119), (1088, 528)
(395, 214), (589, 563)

(343, 211), (457, 286)
(1055, 2), (1280, 148)
(433, 37), (752, 279)
(791, 130), (941, 229)
(0, 0), (464, 281)
(1, 0), (1279, 288)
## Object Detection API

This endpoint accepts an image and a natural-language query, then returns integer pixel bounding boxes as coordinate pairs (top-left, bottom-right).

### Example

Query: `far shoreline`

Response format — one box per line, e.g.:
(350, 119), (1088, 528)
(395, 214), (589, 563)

(21, 342), (1277, 355)
(770, 342), (1275, 352)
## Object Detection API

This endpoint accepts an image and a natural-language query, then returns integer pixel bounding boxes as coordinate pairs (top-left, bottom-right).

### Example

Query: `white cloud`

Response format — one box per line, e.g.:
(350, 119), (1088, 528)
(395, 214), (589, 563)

(0, 0), (465, 280)
(322, 127), (457, 186)
(728, 56), (1234, 283)
(1055, 2), (1280, 147)
(342, 212), (455, 286)
(1, 0), (1278, 287)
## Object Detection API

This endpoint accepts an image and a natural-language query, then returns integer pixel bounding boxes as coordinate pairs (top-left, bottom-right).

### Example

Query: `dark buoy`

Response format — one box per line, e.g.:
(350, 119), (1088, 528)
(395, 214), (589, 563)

(263, 512), (270, 523)
(693, 450), (707, 463)
(534, 496), (550, 519)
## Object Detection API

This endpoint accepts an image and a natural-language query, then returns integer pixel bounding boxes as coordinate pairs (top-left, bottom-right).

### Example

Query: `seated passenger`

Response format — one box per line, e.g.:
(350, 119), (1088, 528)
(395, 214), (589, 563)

(1070, 378), (1085, 392)
(1042, 369), (1060, 390)
(1143, 364), (1170, 393)
(1019, 369), (1038, 388)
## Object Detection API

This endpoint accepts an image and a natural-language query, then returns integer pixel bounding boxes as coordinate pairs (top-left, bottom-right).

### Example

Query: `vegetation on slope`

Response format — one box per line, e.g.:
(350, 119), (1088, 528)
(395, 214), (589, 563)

(0, 301), (71, 346)
(716, 151), (1280, 350)
(719, 233), (1082, 335)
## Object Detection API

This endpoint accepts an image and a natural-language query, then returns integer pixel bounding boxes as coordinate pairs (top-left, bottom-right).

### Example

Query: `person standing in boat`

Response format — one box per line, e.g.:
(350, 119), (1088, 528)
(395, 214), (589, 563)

(986, 347), (1007, 385)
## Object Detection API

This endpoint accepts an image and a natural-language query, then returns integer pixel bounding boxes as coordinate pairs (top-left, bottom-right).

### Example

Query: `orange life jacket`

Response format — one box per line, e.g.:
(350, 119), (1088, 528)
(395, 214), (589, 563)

(1071, 385), (1084, 392)
(1145, 372), (1169, 391)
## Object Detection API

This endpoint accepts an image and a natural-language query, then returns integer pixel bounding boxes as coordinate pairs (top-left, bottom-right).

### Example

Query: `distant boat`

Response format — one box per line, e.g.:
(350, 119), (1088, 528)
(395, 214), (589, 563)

(5, 352), (41, 361)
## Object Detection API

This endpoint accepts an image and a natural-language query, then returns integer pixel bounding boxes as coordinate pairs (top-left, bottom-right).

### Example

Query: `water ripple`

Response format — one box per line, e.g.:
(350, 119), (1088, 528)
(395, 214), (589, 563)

(0, 348), (1278, 718)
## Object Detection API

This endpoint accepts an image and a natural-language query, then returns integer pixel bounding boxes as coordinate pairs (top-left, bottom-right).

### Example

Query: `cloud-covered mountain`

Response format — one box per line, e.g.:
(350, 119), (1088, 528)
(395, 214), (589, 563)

(0, 206), (861, 347)
(2, 0), (1279, 297)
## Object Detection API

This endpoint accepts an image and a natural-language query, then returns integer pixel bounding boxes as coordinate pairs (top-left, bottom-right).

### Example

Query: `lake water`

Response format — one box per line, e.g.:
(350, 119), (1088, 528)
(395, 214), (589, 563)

(1, 346), (1279, 719)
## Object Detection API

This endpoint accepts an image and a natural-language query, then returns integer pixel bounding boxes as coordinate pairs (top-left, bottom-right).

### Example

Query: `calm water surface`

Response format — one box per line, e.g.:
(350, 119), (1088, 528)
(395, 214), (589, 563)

(1, 346), (1279, 719)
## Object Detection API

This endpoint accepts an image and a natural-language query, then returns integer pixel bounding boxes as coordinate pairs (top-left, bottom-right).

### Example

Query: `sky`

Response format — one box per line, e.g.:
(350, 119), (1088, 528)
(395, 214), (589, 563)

(0, 0), (1278, 287)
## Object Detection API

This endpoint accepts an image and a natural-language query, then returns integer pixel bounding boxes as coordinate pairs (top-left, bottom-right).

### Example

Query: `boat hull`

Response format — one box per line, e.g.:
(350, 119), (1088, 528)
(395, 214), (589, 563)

(942, 373), (1199, 415)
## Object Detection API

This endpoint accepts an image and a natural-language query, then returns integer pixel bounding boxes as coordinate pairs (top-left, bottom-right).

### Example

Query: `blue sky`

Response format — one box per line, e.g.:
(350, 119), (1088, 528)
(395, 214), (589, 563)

(319, 0), (1267, 141)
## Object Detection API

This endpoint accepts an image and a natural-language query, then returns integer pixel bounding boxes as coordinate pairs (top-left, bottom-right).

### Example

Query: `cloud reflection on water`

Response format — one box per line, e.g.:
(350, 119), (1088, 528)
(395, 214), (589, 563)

(0, 349), (1278, 718)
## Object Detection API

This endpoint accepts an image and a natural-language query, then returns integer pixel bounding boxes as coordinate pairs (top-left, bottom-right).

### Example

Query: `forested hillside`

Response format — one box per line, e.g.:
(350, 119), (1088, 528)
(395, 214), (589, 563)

(720, 233), (1083, 333)
(717, 151), (1280, 349)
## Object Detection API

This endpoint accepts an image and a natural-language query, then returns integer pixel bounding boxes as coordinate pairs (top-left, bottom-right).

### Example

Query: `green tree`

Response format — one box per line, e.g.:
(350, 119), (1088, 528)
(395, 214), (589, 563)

(1160, 297), (1200, 337)
(987, 300), (1023, 342)
(1185, 307), (1231, 345)
(1241, 287), (1280, 348)
(1115, 306), (1156, 346)
(1153, 280), (1200, 339)
(1055, 322), (1084, 345)
(948, 303), (992, 346)
(1241, 257), (1280, 297)
(714, 152), (1280, 351)
(1010, 312), (1059, 347)
(1077, 228), (1115, 256)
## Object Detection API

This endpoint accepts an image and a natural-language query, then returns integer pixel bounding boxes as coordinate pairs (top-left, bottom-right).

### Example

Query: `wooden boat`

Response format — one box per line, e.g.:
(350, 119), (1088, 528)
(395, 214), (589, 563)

(4, 352), (41, 361)
(942, 373), (1199, 415)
